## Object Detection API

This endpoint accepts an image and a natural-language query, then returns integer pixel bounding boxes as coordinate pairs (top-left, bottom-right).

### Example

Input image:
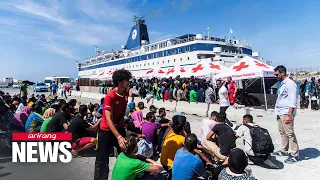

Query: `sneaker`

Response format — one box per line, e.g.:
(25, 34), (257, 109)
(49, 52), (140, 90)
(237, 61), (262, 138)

(263, 159), (280, 169)
(273, 150), (289, 156)
(284, 156), (299, 164)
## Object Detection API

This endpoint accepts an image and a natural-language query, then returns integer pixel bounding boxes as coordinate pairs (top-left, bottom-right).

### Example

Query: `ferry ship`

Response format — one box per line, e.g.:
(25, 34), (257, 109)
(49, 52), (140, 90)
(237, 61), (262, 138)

(77, 16), (263, 79)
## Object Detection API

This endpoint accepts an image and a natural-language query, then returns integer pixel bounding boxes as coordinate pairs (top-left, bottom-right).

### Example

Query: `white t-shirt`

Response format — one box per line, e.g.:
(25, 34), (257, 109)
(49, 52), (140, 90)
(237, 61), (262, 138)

(199, 118), (217, 143)
(236, 123), (254, 156)
(218, 85), (230, 107)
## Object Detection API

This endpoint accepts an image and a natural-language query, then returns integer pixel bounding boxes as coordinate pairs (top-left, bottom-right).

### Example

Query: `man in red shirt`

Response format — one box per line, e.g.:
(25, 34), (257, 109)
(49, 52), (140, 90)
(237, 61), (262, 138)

(94, 69), (132, 180)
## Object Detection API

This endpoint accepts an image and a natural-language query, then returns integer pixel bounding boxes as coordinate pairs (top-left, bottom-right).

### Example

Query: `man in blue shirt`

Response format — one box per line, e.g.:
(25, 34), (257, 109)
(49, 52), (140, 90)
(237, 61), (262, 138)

(172, 133), (208, 180)
(273, 65), (299, 164)
(51, 81), (57, 96)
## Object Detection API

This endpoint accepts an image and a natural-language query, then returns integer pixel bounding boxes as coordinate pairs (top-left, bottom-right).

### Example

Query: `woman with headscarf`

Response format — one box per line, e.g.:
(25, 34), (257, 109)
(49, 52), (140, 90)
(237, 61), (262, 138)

(11, 106), (32, 132)
(40, 108), (56, 132)
(217, 148), (256, 180)
(131, 110), (144, 133)
(15, 100), (27, 115)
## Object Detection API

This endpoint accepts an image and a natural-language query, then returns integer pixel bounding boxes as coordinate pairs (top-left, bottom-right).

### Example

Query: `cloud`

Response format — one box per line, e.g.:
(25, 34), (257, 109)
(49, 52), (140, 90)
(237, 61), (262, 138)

(77, 0), (133, 23)
(168, 0), (194, 12)
(9, 0), (69, 25)
(36, 42), (77, 59)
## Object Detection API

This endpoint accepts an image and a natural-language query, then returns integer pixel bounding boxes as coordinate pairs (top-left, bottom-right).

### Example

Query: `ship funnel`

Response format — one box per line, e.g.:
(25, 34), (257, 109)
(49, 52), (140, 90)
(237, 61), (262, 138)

(125, 16), (150, 50)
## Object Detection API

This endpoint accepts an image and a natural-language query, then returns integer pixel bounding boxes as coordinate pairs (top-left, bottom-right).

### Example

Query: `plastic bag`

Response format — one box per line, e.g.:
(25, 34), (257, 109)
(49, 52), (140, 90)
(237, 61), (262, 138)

(137, 138), (153, 158)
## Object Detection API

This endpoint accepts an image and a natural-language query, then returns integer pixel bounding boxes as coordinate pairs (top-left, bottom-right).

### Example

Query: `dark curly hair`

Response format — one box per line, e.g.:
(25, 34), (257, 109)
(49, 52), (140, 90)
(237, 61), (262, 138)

(112, 69), (132, 86)
(122, 136), (137, 157)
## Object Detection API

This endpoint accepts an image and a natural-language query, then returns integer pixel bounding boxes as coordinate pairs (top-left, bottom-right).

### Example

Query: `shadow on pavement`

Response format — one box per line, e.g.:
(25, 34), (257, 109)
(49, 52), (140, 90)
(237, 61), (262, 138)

(0, 173), (12, 178)
(0, 157), (11, 164)
(299, 148), (320, 161)
(78, 147), (96, 157)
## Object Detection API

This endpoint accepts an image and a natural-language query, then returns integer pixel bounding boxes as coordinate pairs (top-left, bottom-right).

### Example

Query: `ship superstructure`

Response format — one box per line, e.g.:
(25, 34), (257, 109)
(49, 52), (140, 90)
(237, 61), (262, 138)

(77, 16), (257, 79)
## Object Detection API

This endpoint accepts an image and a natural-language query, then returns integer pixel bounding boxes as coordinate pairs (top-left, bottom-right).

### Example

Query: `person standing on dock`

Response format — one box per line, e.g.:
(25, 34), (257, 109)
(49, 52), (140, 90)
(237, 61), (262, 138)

(273, 65), (299, 164)
(94, 69), (132, 180)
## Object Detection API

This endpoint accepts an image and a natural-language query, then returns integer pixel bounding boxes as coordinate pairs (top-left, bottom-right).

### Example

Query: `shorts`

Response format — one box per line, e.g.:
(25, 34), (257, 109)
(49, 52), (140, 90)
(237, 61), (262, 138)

(72, 137), (92, 149)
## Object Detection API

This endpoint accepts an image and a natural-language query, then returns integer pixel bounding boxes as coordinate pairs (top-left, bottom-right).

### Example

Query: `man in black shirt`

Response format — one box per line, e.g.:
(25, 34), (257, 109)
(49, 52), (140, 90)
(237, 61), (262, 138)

(157, 108), (171, 152)
(47, 103), (71, 132)
(204, 112), (236, 162)
(68, 105), (100, 157)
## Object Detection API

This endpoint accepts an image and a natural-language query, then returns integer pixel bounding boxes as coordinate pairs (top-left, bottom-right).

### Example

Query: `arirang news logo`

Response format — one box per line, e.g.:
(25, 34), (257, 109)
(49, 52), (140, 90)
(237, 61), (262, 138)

(11, 132), (72, 163)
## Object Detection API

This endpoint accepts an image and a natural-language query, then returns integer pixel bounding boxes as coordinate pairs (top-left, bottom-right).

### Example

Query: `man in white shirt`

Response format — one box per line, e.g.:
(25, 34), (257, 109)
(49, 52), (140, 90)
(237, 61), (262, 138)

(236, 114), (279, 169)
(199, 111), (218, 144)
(217, 80), (230, 113)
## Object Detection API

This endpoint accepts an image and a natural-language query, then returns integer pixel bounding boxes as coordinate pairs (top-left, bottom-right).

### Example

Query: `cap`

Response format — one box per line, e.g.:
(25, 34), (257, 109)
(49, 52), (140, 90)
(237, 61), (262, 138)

(149, 105), (158, 110)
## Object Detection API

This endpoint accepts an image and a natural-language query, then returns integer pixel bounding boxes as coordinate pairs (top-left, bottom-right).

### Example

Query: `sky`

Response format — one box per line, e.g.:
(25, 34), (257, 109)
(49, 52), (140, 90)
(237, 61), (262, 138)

(1, 0), (320, 81)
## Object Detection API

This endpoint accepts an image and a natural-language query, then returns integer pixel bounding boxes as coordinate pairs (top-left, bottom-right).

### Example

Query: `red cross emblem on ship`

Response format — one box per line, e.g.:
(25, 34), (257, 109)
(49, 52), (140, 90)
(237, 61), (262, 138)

(146, 69), (154, 74)
(167, 68), (175, 75)
(98, 72), (104, 76)
(209, 63), (221, 70)
(180, 67), (186, 73)
(192, 64), (204, 73)
(254, 60), (268, 68)
(158, 69), (165, 74)
(233, 62), (249, 71)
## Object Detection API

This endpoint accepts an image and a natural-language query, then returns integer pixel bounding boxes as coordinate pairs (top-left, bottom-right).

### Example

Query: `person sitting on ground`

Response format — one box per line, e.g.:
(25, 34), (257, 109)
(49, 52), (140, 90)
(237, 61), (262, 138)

(11, 106), (32, 132)
(160, 115), (212, 169)
(236, 114), (279, 169)
(218, 148), (256, 180)
(131, 110), (144, 133)
(125, 119), (146, 139)
(68, 105), (100, 157)
(149, 105), (158, 114)
(204, 112), (236, 163)
(127, 99), (135, 112)
(40, 108), (56, 132)
(172, 133), (209, 180)
(68, 99), (77, 117)
(156, 107), (169, 123)
(157, 107), (170, 152)
(112, 136), (163, 180)
(141, 112), (169, 148)
(47, 103), (71, 132)
(135, 101), (145, 111)
(200, 111), (218, 144)
(25, 104), (44, 132)
(177, 112), (191, 134)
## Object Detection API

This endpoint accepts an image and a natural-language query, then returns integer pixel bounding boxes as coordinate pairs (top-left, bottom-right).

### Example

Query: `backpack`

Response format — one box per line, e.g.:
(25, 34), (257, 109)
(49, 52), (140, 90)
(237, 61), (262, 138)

(245, 125), (274, 155)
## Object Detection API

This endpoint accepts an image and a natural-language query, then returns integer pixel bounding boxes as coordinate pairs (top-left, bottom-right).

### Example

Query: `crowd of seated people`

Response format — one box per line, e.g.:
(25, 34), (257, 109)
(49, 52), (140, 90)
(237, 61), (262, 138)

(0, 89), (281, 179)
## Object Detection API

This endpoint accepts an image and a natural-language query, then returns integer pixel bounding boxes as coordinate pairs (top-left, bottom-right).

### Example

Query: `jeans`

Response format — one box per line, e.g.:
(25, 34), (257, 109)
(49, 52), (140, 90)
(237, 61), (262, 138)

(94, 128), (126, 180)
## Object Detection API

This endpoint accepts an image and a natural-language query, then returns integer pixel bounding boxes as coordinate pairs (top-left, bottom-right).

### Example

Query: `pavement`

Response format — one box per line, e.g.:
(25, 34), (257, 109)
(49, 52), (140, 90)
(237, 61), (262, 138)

(1, 88), (320, 180)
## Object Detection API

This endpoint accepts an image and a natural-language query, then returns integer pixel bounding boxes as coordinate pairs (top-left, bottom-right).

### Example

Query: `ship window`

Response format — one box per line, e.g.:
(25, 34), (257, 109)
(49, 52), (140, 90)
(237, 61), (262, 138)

(162, 61), (164, 64)
(187, 57), (190, 60)
(173, 49), (176, 55)
(153, 62), (154, 65)
(144, 64), (146, 66)
(148, 63), (150, 66)
(157, 61), (159, 64)
(168, 60), (170, 63)
(180, 58), (182, 61)
(140, 64), (141, 67)
(174, 59), (176, 62)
